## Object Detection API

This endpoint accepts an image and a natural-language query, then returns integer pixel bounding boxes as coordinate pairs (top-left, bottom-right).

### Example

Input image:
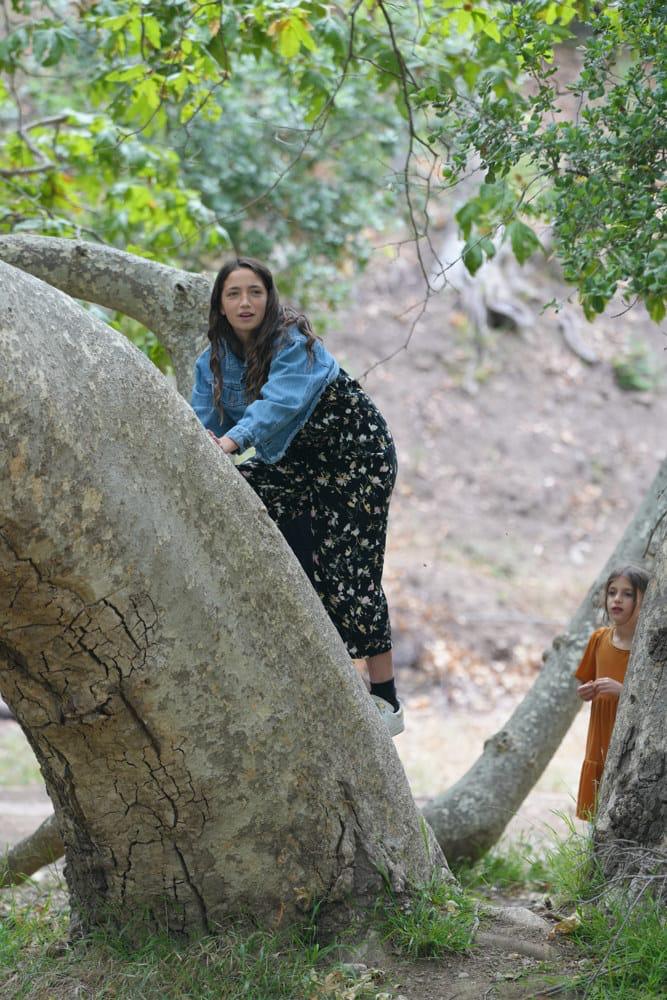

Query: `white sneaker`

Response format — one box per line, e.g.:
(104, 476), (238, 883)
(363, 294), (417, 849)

(371, 695), (405, 737)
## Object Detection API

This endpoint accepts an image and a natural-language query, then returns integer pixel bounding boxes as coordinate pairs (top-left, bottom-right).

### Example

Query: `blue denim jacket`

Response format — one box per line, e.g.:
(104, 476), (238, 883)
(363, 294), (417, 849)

(191, 326), (340, 464)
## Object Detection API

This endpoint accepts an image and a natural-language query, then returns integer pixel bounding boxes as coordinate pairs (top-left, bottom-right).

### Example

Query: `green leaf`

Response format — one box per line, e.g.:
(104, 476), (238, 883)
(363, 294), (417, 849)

(479, 236), (496, 260)
(506, 220), (541, 265)
(647, 296), (666, 323)
(463, 239), (484, 275)
(206, 32), (229, 70)
(456, 200), (479, 240)
(32, 27), (76, 67)
(290, 17), (317, 53)
(105, 65), (147, 83)
(143, 16), (161, 50)
(480, 19), (501, 43)
(454, 10), (473, 36)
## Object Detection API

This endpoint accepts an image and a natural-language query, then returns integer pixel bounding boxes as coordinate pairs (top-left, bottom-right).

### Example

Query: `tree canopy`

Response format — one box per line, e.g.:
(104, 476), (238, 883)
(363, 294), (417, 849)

(1, 1), (664, 322)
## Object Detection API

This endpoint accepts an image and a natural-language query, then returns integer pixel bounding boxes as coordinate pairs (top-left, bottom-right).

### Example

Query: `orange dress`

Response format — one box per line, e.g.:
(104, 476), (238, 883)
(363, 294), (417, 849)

(575, 627), (629, 819)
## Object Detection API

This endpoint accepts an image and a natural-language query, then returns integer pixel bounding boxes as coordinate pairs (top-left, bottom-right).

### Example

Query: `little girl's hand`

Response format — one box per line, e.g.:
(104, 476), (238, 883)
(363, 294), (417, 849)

(577, 682), (596, 701)
(593, 677), (623, 698)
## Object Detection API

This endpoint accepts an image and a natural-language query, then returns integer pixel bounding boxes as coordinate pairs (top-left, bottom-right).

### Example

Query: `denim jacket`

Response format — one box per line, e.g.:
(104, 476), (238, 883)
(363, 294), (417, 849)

(191, 326), (340, 464)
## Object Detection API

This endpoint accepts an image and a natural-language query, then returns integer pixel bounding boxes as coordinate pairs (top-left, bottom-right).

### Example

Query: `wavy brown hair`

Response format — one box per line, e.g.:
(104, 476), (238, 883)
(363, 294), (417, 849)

(207, 258), (316, 415)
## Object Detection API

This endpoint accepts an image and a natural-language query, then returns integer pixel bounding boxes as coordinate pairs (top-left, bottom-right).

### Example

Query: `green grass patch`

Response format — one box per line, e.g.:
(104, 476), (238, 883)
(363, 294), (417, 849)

(540, 818), (604, 906)
(538, 823), (666, 999)
(0, 891), (68, 989)
(376, 874), (477, 958)
(0, 889), (385, 1000)
(571, 893), (667, 999)
(454, 840), (550, 893)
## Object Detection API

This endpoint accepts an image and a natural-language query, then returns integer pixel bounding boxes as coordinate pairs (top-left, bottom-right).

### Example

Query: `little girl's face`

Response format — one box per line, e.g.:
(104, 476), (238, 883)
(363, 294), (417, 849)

(606, 575), (642, 628)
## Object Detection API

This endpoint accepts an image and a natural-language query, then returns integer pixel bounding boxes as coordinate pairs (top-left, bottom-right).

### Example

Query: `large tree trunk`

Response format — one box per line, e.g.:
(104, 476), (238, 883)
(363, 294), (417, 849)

(0, 235), (207, 395)
(423, 458), (667, 863)
(594, 526), (667, 897)
(0, 261), (443, 938)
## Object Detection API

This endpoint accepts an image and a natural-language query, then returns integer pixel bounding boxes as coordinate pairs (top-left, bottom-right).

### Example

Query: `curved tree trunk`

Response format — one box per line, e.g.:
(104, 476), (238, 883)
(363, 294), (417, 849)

(594, 525), (667, 897)
(0, 235), (207, 395)
(0, 261), (444, 938)
(423, 458), (667, 863)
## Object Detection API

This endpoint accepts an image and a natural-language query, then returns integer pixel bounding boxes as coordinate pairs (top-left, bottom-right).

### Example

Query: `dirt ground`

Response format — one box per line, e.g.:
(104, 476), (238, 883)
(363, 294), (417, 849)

(2, 233), (664, 996)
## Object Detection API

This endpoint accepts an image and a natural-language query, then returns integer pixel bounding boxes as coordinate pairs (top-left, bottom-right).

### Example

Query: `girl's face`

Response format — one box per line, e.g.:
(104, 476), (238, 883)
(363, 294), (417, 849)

(606, 575), (643, 628)
(220, 267), (268, 343)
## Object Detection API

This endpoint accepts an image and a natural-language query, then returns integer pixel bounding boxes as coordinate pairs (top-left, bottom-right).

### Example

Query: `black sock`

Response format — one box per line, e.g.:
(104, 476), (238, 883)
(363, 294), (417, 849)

(370, 679), (399, 712)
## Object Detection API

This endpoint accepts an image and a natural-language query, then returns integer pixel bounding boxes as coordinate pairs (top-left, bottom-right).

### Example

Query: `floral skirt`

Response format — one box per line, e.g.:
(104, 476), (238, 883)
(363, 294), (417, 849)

(240, 371), (397, 658)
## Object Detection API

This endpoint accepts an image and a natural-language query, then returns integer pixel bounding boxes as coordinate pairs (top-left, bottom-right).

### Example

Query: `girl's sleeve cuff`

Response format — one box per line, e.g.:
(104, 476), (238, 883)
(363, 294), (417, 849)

(226, 425), (252, 452)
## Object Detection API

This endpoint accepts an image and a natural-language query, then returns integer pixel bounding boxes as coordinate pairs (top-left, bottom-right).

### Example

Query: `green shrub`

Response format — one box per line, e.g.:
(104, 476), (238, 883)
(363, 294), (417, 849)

(612, 339), (662, 392)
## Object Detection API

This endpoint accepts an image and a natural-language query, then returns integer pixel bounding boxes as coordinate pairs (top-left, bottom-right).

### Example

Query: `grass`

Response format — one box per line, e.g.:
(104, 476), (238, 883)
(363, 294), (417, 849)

(454, 827), (666, 999)
(571, 892), (667, 999)
(0, 885), (384, 1000)
(540, 817), (605, 906)
(0, 871), (482, 998)
(376, 873), (477, 958)
(1, 831), (664, 998)
(454, 838), (550, 893)
(544, 824), (666, 998)
(612, 338), (663, 392)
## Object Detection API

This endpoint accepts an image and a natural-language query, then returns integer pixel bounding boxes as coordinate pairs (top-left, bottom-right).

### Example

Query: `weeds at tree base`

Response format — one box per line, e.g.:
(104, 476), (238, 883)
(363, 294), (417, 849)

(472, 821), (667, 1000)
(569, 893), (667, 999)
(2, 830), (665, 999)
(0, 873), (480, 996)
(375, 874), (478, 959)
(0, 885), (384, 1000)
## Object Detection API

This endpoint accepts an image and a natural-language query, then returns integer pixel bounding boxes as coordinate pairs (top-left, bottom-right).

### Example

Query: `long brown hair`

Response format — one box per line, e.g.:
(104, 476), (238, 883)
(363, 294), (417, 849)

(207, 258), (316, 415)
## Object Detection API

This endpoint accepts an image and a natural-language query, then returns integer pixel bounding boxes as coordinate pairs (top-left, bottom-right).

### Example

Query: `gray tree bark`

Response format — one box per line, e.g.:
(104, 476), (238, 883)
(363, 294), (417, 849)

(0, 261), (444, 938)
(595, 524), (667, 897)
(0, 235), (207, 395)
(423, 458), (667, 863)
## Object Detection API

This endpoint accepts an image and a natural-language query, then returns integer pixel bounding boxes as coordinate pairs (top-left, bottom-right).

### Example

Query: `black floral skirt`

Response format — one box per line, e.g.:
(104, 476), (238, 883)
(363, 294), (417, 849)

(240, 371), (397, 658)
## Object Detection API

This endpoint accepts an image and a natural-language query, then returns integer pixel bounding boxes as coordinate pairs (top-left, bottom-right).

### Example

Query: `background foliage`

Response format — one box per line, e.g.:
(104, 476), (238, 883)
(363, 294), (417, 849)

(1, 1), (664, 334)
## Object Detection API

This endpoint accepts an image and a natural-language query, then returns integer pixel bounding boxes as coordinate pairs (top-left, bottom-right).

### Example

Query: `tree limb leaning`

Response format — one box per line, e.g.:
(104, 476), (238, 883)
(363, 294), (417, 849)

(0, 235), (209, 395)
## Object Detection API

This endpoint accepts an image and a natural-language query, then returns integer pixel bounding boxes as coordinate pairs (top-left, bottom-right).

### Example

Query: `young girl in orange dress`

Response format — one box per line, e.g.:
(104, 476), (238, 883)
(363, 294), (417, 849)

(575, 565), (650, 819)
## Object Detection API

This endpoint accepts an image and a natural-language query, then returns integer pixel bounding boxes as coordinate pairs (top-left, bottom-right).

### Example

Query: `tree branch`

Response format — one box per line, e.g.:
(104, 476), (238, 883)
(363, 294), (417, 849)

(0, 235), (210, 395)
(0, 814), (63, 887)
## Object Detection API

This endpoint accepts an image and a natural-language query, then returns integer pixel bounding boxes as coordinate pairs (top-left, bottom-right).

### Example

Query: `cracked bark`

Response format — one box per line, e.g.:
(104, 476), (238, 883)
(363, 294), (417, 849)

(0, 261), (444, 938)
(595, 525), (667, 897)
(0, 235), (208, 395)
(422, 457), (667, 864)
